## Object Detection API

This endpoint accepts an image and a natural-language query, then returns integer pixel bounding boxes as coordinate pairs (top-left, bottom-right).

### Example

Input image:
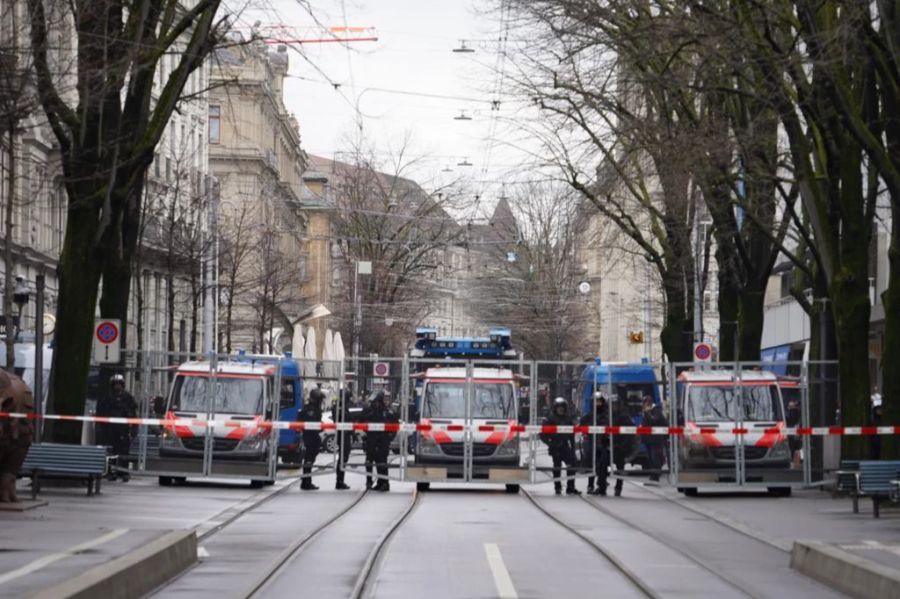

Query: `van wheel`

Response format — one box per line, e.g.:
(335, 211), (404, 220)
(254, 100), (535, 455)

(174, 477), (187, 486)
(158, 476), (173, 486)
(250, 480), (265, 489)
(768, 487), (791, 497)
(684, 488), (699, 497)
(264, 479), (275, 486)
(676, 487), (685, 494)
(416, 482), (430, 492)
(505, 484), (520, 494)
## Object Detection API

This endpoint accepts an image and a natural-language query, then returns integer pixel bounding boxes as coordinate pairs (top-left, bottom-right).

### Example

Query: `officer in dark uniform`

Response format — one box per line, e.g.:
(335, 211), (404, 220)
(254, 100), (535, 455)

(334, 389), (355, 490)
(363, 392), (397, 491)
(540, 397), (581, 495)
(96, 374), (138, 481)
(641, 396), (668, 483)
(298, 388), (324, 490)
(594, 394), (634, 496)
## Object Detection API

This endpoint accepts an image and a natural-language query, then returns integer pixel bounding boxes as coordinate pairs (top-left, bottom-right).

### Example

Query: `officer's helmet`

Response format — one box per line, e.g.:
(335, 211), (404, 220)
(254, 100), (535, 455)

(110, 374), (125, 389)
(370, 391), (386, 407)
(552, 397), (568, 416)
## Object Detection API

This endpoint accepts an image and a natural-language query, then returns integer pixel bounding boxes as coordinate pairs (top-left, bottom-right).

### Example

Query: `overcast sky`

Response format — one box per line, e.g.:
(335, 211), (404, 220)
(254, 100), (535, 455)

(237, 0), (532, 214)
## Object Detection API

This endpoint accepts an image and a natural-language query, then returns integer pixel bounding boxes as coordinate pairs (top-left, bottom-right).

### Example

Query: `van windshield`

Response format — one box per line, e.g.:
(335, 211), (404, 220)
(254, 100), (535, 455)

(170, 375), (264, 415)
(424, 382), (515, 419)
(686, 384), (783, 423)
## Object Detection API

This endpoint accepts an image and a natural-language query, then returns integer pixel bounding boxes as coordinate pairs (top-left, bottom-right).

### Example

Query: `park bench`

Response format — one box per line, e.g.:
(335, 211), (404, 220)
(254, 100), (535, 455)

(856, 460), (900, 518)
(835, 460), (861, 512)
(19, 443), (109, 500)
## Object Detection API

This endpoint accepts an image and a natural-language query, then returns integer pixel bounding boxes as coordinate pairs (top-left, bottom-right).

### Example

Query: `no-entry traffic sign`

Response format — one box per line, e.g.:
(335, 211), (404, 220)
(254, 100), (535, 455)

(93, 319), (121, 364)
(373, 362), (390, 377)
(693, 342), (713, 363)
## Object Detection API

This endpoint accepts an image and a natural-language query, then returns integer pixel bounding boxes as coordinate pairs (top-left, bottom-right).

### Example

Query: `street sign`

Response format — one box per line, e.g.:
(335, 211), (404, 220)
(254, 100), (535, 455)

(693, 342), (713, 363)
(93, 319), (121, 364)
(373, 361), (390, 377)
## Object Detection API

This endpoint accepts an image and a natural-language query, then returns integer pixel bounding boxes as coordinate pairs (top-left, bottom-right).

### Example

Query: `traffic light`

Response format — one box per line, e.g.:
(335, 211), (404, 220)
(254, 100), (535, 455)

(628, 331), (644, 344)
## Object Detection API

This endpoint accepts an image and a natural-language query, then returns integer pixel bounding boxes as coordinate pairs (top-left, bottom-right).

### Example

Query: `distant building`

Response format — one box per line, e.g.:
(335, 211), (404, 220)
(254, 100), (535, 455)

(208, 39), (309, 353)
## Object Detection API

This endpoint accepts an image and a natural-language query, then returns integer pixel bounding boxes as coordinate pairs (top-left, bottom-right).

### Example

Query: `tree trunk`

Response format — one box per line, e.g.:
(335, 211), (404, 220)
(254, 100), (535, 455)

(4, 125), (15, 373)
(49, 206), (104, 441)
(715, 245), (740, 362)
(737, 287), (765, 361)
(659, 273), (692, 363)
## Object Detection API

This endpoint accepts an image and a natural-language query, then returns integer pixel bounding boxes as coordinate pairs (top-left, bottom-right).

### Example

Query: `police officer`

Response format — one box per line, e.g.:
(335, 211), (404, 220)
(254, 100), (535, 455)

(599, 395), (634, 496)
(541, 397), (581, 495)
(334, 389), (354, 490)
(96, 374), (137, 481)
(363, 392), (397, 491)
(580, 391), (604, 495)
(298, 388), (325, 490)
(640, 396), (668, 483)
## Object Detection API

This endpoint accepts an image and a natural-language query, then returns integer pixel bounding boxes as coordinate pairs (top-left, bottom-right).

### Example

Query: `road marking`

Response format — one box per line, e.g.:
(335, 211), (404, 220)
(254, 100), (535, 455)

(484, 543), (518, 599)
(0, 528), (129, 585)
(197, 546), (210, 558)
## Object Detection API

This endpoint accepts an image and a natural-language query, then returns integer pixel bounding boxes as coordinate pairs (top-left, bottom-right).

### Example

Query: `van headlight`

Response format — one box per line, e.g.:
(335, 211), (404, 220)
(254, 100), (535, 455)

(161, 430), (182, 448)
(237, 433), (266, 452)
(768, 440), (790, 459)
(417, 434), (443, 456)
(495, 438), (519, 457)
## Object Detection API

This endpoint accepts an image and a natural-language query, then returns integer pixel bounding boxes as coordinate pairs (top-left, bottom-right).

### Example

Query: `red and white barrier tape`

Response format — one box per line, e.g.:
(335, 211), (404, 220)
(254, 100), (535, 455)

(0, 412), (897, 436)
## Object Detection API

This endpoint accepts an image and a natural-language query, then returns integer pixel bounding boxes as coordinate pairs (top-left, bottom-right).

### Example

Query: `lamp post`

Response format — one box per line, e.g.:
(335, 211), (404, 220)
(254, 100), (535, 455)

(352, 260), (372, 375)
(12, 275), (29, 341)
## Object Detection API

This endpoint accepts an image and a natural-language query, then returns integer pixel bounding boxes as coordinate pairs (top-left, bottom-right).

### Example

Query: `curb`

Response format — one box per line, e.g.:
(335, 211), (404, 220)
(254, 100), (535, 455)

(790, 540), (900, 599)
(28, 530), (197, 599)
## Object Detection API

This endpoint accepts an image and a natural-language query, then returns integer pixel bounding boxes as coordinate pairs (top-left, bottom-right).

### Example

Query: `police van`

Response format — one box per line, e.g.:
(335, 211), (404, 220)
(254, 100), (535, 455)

(676, 368), (792, 494)
(407, 328), (527, 492)
(155, 355), (297, 486)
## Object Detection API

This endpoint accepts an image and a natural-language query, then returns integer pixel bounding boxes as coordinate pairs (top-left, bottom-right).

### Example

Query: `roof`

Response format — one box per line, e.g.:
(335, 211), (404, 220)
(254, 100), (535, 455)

(677, 370), (778, 382)
(176, 361), (275, 376)
(423, 367), (514, 380)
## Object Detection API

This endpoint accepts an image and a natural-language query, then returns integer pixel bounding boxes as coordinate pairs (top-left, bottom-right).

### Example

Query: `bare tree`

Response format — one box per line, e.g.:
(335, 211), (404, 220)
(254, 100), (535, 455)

(466, 183), (594, 361)
(217, 198), (256, 353)
(321, 140), (470, 356)
(25, 0), (228, 438)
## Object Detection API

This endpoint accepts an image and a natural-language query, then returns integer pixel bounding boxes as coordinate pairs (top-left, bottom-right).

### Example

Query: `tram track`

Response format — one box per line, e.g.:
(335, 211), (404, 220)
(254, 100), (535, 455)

(520, 488), (660, 599)
(196, 474), (302, 542)
(241, 488), (421, 599)
(624, 479), (792, 552)
(578, 494), (763, 599)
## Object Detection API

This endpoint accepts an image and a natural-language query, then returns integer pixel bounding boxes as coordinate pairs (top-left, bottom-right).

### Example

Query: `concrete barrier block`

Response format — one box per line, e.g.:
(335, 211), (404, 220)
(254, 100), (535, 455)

(29, 529), (197, 599)
(791, 540), (900, 599)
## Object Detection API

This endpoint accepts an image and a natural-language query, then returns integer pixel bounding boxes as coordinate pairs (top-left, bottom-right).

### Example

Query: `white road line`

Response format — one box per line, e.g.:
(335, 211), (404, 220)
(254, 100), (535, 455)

(484, 543), (518, 599)
(0, 528), (129, 586)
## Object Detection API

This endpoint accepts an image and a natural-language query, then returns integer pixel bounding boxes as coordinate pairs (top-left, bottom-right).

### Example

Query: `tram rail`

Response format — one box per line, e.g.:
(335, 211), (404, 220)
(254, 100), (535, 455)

(241, 489), (420, 598)
(578, 494), (763, 599)
(520, 488), (659, 599)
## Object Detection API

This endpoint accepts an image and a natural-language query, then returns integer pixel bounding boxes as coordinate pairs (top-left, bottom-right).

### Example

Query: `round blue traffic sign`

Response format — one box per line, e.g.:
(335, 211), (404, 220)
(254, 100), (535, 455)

(694, 343), (711, 360)
(96, 321), (119, 344)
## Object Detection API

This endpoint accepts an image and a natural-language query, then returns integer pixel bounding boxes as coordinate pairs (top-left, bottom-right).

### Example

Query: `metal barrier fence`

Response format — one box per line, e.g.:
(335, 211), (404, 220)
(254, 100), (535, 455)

(13, 353), (872, 491)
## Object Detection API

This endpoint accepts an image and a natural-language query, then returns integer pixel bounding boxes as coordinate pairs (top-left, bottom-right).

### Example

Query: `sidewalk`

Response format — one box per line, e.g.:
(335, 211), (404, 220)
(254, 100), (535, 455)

(632, 480), (900, 598)
(0, 474), (293, 598)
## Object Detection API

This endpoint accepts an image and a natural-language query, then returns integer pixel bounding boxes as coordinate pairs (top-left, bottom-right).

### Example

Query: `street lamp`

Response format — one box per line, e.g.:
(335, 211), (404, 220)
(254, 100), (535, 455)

(12, 275), (29, 341)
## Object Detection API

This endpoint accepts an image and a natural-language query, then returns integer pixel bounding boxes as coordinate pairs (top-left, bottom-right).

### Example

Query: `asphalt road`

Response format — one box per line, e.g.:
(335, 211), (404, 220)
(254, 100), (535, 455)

(145, 477), (853, 599)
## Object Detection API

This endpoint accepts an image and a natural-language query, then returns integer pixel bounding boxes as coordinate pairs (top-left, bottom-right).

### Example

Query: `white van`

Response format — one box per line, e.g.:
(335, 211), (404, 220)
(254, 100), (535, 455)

(412, 366), (523, 491)
(678, 369), (791, 469)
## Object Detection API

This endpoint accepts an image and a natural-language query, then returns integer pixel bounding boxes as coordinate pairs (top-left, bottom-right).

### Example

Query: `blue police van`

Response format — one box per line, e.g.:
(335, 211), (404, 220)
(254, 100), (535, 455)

(580, 359), (662, 468)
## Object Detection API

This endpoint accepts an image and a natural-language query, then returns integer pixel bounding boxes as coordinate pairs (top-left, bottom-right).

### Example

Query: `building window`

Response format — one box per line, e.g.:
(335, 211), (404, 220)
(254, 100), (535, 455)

(208, 105), (220, 143)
